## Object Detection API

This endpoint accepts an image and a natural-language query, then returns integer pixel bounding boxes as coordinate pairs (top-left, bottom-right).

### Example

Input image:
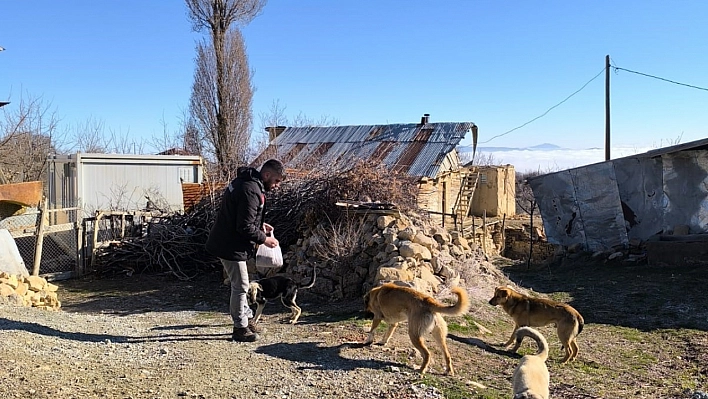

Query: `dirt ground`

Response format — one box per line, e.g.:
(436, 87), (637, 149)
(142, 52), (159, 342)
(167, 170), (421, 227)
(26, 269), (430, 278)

(2, 255), (708, 399)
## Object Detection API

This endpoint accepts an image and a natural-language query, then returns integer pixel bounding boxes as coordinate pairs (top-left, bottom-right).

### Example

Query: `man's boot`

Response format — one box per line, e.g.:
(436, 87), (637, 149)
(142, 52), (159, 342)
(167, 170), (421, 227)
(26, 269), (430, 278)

(232, 327), (259, 342)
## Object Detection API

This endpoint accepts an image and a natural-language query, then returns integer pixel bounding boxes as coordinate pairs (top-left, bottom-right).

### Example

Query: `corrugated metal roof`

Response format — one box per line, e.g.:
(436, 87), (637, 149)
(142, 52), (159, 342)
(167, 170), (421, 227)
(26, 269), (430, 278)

(252, 122), (475, 178)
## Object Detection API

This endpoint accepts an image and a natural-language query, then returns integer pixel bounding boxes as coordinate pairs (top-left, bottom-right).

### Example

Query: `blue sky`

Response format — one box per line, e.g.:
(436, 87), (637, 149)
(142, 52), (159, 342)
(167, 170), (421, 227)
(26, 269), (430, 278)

(2, 1), (708, 160)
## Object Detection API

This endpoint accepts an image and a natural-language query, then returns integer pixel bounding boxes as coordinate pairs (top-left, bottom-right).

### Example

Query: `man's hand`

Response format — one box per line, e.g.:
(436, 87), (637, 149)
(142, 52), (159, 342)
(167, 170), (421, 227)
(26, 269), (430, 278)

(263, 236), (279, 248)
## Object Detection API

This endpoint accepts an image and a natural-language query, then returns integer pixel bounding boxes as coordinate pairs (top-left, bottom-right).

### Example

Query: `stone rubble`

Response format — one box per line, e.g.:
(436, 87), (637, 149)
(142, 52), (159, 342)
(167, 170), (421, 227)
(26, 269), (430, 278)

(0, 272), (61, 310)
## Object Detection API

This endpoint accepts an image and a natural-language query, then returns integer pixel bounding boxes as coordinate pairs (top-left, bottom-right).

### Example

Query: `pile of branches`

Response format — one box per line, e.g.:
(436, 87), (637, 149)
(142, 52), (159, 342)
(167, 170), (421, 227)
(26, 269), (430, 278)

(93, 160), (420, 279)
(92, 196), (221, 280)
(265, 160), (420, 248)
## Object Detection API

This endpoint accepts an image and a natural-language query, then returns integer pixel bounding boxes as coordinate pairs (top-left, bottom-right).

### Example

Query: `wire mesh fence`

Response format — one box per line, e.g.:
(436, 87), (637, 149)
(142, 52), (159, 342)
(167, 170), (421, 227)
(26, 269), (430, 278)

(2, 206), (80, 277)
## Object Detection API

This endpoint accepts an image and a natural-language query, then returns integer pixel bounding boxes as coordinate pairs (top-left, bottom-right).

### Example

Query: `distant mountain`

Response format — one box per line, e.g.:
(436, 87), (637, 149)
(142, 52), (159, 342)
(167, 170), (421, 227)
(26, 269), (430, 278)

(457, 143), (563, 152)
(529, 143), (561, 150)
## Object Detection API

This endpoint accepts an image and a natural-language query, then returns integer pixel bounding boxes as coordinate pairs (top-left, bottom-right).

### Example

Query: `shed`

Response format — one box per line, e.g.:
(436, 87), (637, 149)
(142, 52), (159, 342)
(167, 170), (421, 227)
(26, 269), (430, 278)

(528, 137), (708, 251)
(251, 118), (479, 222)
(463, 164), (516, 217)
(47, 153), (203, 216)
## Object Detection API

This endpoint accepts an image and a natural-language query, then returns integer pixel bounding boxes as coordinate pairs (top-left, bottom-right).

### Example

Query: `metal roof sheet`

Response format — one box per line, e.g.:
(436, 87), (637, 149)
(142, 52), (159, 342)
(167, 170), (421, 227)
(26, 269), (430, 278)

(257, 122), (475, 178)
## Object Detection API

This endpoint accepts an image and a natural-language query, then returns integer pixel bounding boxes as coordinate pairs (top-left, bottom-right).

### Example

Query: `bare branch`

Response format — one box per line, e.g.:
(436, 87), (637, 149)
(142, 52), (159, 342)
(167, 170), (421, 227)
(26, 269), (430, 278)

(186, 0), (267, 32)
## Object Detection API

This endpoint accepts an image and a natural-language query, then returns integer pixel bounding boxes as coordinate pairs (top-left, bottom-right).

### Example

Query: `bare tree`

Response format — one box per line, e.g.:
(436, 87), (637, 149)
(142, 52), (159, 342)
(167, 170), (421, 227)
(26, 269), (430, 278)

(186, 0), (265, 179)
(106, 127), (145, 154)
(291, 111), (339, 128)
(67, 116), (108, 153)
(0, 92), (61, 183)
(251, 99), (340, 163)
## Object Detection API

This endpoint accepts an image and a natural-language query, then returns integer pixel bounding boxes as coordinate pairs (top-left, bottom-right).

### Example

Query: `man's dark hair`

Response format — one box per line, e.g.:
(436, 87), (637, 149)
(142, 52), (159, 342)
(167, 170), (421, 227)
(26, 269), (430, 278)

(261, 159), (286, 179)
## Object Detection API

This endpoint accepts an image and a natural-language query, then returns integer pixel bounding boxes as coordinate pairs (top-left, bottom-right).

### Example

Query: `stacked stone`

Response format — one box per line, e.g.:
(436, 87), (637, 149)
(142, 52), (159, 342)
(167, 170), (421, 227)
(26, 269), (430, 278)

(285, 211), (481, 300)
(0, 272), (61, 310)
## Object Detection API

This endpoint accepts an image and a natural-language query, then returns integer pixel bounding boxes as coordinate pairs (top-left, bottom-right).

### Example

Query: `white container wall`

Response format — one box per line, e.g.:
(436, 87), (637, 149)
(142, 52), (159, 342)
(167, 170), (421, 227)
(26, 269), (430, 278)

(47, 153), (203, 216)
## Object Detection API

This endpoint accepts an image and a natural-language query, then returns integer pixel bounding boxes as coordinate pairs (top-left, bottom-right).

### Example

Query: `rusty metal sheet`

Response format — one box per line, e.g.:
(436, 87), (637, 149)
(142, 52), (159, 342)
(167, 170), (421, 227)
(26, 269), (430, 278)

(261, 122), (475, 178)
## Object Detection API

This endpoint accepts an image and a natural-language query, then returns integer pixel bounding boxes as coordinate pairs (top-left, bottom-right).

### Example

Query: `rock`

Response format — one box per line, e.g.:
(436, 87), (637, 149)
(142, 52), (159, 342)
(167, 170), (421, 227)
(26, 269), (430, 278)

(411, 277), (437, 295)
(608, 251), (624, 260)
(397, 227), (417, 242)
(0, 274), (19, 289)
(25, 275), (47, 292)
(382, 227), (397, 244)
(454, 235), (471, 251)
(0, 283), (14, 296)
(15, 282), (28, 296)
(412, 231), (437, 251)
(376, 215), (396, 229)
(416, 265), (440, 289)
(439, 264), (458, 280)
(398, 241), (432, 261)
(375, 267), (413, 282)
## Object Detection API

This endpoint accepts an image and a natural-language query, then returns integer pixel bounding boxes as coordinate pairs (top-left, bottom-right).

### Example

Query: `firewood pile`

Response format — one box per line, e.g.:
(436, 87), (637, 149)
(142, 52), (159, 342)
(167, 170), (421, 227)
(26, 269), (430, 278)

(91, 161), (420, 281)
(91, 198), (222, 280)
(265, 162), (418, 248)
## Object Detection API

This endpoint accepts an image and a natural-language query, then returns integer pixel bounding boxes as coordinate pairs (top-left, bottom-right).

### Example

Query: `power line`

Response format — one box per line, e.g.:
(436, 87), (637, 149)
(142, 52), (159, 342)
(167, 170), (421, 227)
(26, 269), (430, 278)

(480, 67), (606, 144)
(611, 65), (708, 92)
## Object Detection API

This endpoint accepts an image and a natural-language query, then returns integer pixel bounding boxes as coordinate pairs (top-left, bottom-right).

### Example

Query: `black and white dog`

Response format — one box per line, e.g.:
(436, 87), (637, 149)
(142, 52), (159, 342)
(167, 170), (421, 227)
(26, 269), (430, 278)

(247, 268), (316, 324)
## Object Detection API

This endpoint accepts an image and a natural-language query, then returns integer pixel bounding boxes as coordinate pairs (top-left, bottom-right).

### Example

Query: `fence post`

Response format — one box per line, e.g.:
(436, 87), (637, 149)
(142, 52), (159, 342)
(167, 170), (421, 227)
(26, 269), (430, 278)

(90, 211), (104, 271)
(482, 209), (487, 257)
(32, 197), (49, 276)
(75, 219), (84, 277)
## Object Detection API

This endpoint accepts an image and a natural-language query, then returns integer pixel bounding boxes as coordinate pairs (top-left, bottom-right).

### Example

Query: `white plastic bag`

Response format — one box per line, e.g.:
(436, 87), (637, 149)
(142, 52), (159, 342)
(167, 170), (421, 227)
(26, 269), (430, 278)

(255, 235), (283, 269)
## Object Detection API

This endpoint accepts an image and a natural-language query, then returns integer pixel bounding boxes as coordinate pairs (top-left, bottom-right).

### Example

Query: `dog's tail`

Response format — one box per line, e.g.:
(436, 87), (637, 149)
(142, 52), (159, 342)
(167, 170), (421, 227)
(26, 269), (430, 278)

(298, 266), (317, 290)
(428, 286), (470, 317)
(577, 313), (585, 336)
(515, 327), (549, 362)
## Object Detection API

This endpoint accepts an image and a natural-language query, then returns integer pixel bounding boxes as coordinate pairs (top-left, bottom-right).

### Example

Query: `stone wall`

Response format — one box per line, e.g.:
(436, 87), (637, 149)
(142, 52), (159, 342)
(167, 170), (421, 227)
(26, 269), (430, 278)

(281, 210), (501, 300)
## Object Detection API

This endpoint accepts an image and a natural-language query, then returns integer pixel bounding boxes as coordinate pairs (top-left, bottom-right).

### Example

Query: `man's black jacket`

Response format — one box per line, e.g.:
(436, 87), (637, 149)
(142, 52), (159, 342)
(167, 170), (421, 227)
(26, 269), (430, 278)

(206, 167), (268, 261)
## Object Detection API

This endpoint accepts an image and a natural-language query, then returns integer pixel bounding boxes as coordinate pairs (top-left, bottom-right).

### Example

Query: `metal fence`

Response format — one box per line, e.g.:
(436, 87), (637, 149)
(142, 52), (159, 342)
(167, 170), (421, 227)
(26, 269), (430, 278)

(2, 206), (81, 279)
(3, 205), (178, 279)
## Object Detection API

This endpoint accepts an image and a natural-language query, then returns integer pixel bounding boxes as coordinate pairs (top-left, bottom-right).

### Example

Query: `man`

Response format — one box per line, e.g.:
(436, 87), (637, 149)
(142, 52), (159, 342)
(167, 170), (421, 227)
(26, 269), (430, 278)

(206, 159), (285, 342)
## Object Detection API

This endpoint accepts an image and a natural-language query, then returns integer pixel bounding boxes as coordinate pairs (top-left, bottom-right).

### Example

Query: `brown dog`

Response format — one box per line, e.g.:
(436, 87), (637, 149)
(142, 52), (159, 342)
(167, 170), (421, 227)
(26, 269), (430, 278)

(512, 327), (550, 399)
(489, 286), (584, 363)
(364, 283), (470, 375)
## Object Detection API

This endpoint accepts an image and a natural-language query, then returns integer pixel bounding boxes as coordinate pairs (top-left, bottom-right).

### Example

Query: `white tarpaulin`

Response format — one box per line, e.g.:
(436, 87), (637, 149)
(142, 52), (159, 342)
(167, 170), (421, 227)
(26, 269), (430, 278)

(0, 229), (29, 276)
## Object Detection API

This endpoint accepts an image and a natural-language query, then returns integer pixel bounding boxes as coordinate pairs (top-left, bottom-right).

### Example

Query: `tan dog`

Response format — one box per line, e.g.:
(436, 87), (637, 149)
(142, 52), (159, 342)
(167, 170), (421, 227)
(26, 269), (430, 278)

(512, 327), (550, 399)
(489, 286), (584, 363)
(363, 283), (470, 375)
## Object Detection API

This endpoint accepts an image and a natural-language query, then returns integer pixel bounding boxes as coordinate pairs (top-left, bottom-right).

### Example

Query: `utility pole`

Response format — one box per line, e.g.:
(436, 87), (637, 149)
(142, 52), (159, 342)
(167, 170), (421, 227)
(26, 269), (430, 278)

(605, 55), (611, 161)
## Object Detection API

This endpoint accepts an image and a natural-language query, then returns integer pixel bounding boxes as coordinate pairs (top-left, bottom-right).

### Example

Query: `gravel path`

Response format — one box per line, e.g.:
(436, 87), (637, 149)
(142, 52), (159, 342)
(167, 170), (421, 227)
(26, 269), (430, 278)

(0, 274), (456, 399)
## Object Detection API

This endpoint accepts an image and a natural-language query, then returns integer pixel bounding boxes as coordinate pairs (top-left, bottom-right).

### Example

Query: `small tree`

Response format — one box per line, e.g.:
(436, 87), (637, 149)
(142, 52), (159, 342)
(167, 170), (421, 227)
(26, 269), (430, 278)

(186, 0), (266, 179)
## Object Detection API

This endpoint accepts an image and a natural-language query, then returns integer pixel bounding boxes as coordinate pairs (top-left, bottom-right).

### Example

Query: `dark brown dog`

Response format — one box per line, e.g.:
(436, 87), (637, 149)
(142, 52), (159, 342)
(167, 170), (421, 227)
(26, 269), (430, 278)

(489, 286), (584, 363)
(363, 283), (470, 375)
